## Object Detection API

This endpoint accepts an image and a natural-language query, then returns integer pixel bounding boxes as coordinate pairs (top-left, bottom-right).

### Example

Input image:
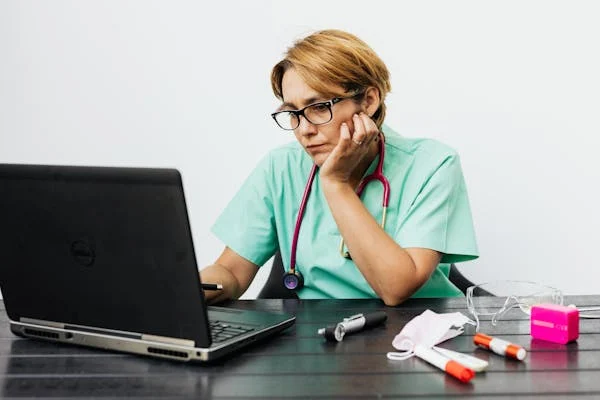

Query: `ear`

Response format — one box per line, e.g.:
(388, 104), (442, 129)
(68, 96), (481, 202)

(361, 87), (381, 118)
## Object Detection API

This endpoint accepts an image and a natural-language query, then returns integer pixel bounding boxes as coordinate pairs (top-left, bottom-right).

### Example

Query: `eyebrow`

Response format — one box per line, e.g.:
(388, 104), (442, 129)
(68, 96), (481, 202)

(279, 96), (326, 111)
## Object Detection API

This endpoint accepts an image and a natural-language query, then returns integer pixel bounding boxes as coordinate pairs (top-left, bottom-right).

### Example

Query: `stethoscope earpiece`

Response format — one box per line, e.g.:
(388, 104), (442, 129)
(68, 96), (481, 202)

(283, 270), (304, 290)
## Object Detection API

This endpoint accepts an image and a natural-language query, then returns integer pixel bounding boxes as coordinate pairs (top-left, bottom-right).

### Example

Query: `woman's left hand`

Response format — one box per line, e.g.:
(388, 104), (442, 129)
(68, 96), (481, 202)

(319, 112), (380, 184)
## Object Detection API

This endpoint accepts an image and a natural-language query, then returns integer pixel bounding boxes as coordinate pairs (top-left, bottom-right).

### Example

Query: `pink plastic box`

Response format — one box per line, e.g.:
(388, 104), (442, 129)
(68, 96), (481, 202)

(530, 304), (579, 344)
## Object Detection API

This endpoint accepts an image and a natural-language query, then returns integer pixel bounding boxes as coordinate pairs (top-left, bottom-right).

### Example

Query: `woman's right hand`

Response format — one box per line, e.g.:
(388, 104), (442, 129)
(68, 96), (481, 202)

(200, 247), (259, 304)
(318, 112), (380, 186)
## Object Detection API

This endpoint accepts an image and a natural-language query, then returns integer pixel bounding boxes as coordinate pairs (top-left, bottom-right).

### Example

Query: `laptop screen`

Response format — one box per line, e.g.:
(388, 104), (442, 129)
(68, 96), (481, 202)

(0, 164), (212, 347)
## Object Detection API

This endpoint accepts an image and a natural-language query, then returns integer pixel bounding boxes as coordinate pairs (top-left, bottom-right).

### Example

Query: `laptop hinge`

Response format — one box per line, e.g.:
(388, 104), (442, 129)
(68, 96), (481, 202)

(141, 334), (195, 347)
(20, 317), (195, 347)
(20, 317), (65, 329)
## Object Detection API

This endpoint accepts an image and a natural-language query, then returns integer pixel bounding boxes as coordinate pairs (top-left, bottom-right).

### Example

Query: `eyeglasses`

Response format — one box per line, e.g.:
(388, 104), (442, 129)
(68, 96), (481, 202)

(466, 280), (563, 331)
(271, 94), (359, 131)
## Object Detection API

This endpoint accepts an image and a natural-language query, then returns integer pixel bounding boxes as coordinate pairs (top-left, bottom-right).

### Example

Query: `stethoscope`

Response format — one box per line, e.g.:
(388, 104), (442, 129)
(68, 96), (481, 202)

(283, 134), (391, 290)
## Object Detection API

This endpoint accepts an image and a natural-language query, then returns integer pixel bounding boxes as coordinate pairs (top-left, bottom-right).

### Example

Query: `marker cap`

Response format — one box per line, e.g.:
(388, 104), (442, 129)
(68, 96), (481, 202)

(446, 360), (475, 383)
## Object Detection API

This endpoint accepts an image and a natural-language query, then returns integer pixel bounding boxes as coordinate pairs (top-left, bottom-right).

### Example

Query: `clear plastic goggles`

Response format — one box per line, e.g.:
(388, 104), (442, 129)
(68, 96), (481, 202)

(466, 280), (563, 331)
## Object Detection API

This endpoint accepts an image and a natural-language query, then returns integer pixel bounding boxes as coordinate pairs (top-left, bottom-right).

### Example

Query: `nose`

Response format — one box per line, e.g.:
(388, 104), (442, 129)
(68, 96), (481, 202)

(295, 114), (318, 137)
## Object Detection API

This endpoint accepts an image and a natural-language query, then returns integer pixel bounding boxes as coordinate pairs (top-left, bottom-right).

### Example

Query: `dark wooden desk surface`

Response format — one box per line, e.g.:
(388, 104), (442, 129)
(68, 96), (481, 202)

(1, 296), (599, 399)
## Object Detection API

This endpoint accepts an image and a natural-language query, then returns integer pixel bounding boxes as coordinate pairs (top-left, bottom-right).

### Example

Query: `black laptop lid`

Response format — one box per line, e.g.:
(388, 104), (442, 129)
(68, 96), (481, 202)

(0, 164), (211, 347)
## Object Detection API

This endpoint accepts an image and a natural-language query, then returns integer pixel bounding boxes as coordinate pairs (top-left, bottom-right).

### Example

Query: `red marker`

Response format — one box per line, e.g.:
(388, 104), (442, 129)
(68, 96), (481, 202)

(414, 344), (475, 383)
(474, 333), (527, 360)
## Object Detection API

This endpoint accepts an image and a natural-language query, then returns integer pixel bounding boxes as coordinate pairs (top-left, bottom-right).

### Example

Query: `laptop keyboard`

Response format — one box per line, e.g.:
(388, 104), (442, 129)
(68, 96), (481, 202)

(209, 320), (255, 343)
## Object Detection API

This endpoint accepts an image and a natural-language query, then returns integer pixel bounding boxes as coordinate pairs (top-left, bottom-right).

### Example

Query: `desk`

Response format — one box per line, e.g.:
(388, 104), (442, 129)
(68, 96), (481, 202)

(1, 296), (599, 398)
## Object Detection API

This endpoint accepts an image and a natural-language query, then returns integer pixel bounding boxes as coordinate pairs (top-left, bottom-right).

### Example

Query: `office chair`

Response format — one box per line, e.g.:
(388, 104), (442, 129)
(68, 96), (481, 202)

(257, 251), (477, 299)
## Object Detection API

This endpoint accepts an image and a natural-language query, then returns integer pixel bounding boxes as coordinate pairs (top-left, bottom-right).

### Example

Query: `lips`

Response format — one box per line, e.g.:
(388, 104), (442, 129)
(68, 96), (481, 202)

(306, 144), (327, 151)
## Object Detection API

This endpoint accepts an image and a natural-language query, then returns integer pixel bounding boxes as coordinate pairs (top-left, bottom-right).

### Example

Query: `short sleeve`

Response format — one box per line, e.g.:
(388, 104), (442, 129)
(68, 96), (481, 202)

(394, 154), (479, 263)
(211, 154), (278, 266)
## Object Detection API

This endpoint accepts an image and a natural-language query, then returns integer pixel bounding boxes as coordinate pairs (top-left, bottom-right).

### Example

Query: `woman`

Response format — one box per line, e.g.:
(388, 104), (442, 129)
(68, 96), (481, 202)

(201, 29), (478, 306)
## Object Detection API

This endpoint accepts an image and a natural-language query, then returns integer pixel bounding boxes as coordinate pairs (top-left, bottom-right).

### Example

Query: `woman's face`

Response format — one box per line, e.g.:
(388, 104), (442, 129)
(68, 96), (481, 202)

(280, 68), (363, 166)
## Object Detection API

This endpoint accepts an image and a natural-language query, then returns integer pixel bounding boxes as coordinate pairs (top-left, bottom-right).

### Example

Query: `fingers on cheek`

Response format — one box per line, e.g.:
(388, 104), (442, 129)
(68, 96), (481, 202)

(352, 114), (365, 139)
(340, 122), (351, 141)
(361, 113), (379, 142)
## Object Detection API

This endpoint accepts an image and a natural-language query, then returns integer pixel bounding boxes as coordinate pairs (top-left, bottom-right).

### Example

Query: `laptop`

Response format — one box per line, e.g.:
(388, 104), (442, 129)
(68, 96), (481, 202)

(0, 163), (295, 362)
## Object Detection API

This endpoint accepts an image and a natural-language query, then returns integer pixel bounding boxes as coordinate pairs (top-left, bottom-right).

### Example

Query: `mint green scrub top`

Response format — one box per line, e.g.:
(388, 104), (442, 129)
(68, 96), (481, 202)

(211, 126), (479, 299)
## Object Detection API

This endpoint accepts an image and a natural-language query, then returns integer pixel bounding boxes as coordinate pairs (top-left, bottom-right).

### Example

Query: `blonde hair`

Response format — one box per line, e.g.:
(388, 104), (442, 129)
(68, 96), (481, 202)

(271, 29), (391, 128)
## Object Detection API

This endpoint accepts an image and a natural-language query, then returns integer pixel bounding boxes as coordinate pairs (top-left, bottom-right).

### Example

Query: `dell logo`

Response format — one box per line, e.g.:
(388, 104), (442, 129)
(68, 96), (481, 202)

(70, 240), (95, 266)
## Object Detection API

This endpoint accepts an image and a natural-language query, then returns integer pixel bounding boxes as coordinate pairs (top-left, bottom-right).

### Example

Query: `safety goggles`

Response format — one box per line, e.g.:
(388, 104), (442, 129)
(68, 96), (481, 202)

(466, 280), (564, 331)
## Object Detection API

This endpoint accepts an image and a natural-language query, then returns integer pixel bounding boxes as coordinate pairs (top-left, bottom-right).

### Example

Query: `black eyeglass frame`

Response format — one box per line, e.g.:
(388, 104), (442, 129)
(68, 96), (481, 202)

(271, 94), (361, 131)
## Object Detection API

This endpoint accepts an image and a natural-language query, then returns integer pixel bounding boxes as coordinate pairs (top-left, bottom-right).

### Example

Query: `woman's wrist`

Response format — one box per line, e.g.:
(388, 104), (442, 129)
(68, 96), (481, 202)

(320, 177), (359, 210)
(320, 174), (351, 189)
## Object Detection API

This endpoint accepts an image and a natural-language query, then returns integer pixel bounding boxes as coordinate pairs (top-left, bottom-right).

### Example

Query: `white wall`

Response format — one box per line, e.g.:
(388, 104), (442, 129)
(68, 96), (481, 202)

(1, 0), (599, 298)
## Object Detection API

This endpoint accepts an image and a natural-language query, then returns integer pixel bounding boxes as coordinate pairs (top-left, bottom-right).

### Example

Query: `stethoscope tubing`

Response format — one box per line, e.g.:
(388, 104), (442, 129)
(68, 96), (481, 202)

(289, 164), (317, 275)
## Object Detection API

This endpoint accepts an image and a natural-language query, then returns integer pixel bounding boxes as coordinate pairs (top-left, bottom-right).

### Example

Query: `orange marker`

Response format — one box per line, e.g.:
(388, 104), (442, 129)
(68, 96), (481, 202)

(414, 344), (475, 383)
(474, 333), (527, 360)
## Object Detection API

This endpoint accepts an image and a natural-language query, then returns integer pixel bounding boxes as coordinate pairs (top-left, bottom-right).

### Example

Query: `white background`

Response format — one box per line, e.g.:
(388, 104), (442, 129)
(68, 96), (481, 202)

(1, 0), (599, 298)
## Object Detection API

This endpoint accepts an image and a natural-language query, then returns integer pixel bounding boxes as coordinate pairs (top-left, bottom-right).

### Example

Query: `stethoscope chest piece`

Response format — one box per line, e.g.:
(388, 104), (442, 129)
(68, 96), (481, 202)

(283, 270), (304, 290)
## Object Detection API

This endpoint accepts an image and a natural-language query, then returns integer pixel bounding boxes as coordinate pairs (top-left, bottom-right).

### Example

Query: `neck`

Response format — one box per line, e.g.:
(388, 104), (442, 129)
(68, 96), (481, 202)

(349, 139), (380, 189)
